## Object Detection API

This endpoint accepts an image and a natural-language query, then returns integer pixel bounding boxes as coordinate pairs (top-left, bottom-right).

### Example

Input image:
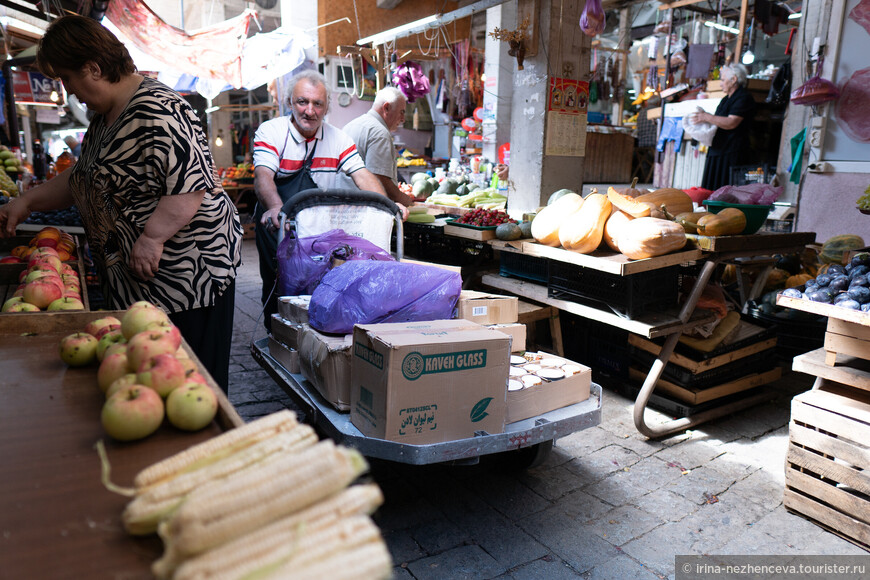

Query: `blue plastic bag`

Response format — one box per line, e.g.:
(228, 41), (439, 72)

(276, 229), (394, 296)
(308, 261), (462, 334)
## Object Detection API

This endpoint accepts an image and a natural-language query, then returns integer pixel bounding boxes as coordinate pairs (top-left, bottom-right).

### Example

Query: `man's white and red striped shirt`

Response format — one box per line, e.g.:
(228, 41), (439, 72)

(252, 115), (365, 188)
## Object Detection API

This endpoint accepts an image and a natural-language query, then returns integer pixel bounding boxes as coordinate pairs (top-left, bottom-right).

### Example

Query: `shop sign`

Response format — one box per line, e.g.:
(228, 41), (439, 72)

(12, 71), (65, 106)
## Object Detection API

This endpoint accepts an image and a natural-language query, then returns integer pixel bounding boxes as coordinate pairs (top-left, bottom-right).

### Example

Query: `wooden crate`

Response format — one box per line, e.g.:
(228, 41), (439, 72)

(784, 382), (870, 551)
(825, 318), (870, 366)
(0, 235), (91, 311)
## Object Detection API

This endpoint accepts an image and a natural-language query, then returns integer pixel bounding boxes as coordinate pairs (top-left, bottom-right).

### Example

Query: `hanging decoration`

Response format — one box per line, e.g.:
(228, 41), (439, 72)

(489, 18), (530, 70)
(392, 61), (431, 103)
(579, 0), (606, 37)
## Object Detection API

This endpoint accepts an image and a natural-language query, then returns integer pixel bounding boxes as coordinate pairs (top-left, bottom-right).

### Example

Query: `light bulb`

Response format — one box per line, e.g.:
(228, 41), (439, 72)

(742, 50), (755, 65)
(49, 90), (59, 102)
(215, 135), (223, 147)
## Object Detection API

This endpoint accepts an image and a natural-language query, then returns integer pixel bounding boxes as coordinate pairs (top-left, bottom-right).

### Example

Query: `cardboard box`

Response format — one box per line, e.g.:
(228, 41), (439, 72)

(270, 314), (305, 350)
(487, 323), (527, 352)
(268, 337), (300, 373)
(351, 321), (510, 444)
(457, 291), (518, 325)
(277, 295), (311, 324)
(297, 326), (354, 411)
(506, 353), (591, 423)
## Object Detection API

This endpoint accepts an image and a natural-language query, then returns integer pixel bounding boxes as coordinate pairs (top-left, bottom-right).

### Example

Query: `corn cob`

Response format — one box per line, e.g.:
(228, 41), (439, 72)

(262, 537), (393, 580)
(166, 484), (383, 580)
(123, 424), (317, 535)
(172, 514), (385, 580)
(158, 440), (368, 558)
(134, 410), (299, 490)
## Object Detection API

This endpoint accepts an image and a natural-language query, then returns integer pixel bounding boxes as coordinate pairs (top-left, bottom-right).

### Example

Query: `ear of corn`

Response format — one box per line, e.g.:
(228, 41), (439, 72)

(172, 513), (384, 580)
(263, 537), (394, 580)
(133, 410), (299, 489)
(122, 424), (317, 535)
(159, 440), (368, 558)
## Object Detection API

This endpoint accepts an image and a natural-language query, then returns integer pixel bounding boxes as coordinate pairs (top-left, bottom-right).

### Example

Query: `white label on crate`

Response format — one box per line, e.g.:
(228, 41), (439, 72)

(472, 306), (488, 317)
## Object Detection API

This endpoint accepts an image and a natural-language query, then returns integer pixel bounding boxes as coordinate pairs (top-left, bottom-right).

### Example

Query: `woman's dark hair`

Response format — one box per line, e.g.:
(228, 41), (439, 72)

(36, 15), (136, 83)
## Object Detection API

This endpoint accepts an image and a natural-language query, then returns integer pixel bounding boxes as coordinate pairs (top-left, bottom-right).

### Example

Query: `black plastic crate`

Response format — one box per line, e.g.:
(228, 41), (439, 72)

(630, 347), (776, 388)
(396, 222), (494, 267)
(548, 262), (679, 319)
(560, 314), (630, 379)
(499, 251), (549, 283)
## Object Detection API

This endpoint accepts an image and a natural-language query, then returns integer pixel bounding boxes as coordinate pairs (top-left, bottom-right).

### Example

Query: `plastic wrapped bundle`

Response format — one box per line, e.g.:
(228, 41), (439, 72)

(580, 0), (605, 37)
(790, 75), (839, 105)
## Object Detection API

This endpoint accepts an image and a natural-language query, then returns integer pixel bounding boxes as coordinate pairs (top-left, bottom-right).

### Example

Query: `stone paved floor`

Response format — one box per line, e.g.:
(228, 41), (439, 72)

(228, 238), (866, 580)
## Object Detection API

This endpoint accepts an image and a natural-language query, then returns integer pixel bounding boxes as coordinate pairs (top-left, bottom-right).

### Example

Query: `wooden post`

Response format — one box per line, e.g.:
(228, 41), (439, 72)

(735, 0), (749, 62)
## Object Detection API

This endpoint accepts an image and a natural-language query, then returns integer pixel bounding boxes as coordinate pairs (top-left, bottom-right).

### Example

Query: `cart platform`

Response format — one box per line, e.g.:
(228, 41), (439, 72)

(252, 337), (601, 466)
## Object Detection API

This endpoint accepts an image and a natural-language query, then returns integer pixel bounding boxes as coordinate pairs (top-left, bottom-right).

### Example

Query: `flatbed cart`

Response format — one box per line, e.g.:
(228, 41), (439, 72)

(252, 188), (601, 468)
(252, 338), (602, 469)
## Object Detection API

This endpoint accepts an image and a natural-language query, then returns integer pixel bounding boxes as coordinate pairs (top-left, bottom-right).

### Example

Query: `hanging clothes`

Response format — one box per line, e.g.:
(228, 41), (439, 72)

(657, 117), (685, 153)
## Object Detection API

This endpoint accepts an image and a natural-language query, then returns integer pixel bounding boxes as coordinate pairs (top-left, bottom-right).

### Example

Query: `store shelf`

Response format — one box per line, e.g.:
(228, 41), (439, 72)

(481, 274), (715, 339)
(499, 242), (702, 276)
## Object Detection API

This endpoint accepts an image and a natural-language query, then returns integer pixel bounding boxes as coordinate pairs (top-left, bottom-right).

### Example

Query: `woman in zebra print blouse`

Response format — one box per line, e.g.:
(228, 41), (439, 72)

(0, 15), (242, 392)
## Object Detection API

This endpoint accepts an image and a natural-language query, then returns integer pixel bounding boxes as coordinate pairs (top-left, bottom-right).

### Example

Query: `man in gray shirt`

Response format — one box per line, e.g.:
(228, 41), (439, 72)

(341, 87), (413, 206)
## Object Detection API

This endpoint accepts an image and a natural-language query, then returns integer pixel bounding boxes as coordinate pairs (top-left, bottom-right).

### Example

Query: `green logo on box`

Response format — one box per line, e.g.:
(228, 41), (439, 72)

(401, 349), (487, 381)
(470, 398), (493, 422)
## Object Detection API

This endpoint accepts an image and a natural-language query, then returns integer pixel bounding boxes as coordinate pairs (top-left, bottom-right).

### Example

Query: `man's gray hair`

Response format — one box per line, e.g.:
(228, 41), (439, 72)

(287, 69), (331, 106)
(723, 63), (749, 87)
(373, 86), (406, 108)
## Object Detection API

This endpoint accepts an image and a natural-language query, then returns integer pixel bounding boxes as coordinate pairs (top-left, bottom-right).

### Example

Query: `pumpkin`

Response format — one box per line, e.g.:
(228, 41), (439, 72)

(607, 187), (652, 218)
(617, 177), (645, 198)
(531, 192), (584, 246)
(694, 208), (746, 236)
(785, 273), (813, 288)
(763, 268), (792, 292)
(721, 263), (738, 285)
(617, 217), (687, 260)
(674, 211), (710, 234)
(820, 234), (865, 264)
(603, 208), (634, 251)
(634, 188), (694, 216)
(559, 193), (612, 253)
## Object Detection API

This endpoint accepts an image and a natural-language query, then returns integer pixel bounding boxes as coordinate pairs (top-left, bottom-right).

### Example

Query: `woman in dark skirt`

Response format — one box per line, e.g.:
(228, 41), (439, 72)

(691, 63), (756, 191)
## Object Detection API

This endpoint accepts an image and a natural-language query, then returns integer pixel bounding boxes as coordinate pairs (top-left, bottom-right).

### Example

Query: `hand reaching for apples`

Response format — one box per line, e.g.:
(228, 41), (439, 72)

(129, 233), (164, 281)
(0, 196), (31, 237)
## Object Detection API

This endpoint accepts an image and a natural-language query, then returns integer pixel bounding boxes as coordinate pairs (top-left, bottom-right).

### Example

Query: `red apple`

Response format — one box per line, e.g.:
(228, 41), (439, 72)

(0, 256), (21, 263)
(35, 238), (58, 249)
(85, 316), (122, 338)
(143, 320), (183, 351)
(2, 297), (25, 312)
(24, 269), (58, 284)
(96, 329), (127, 362)
(183, 370), (209, 386)
(60, 263), (77, 276)
(98, 352), (131, 393)
(23, 278), (64, 309)
(126, 330), (178, 371)
(105, 374), (140, 399)
(121, 304), (169, 339)
(12, 284), (25, 297)
(48, 296), (84, 311)
(101, 385), (165, 441)
(29, 246), (60, 260)
(103, 342), (128, 359)
(165, 382), (218, 431)
(136, 353), (186, 398)
(59, 332), (99, 367)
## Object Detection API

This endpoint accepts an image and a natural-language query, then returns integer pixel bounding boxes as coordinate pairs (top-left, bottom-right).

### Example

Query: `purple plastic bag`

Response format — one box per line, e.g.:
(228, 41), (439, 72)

(277, 229), (394, 296)
(709, 183), (782, 205)
(393, 61), (430, 103)
(308, 261), (462, 334)
(580, 0), (606, 37)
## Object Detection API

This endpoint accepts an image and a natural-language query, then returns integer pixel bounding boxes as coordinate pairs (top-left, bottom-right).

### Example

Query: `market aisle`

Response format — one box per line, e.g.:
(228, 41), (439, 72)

(227, 238), (865, 580)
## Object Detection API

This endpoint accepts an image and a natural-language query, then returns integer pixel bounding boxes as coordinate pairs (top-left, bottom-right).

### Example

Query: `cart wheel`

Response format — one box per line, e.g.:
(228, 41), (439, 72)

(488, 440), (554, 472)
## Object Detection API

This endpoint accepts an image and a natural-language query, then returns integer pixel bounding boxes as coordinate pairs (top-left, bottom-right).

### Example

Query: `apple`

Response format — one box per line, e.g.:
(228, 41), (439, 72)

(23, 278), (64, 309)
(2, 296), (25, 312)
(96, 329), (127, 361)
(143, 320), (183, 351)
(63, 290), (82, 301)
(174, 347), (189, 359)
(105, 373), (140, 399)
(101, 385), (165, 441)
(103, 342), (128, 359)
(24, 269), (58, 284)
(85, 316), (122, 339)
(126, 330), (178, 371)
(10, 245), (29, 258)
(165, 382), (218, 431)
(97, 352), (131, 392)
(56, 249), (72, 262)
(35, 238), (58, 249)
(0, 256), (21, 263)
(35, 226), (62, 241)
(121, 304), (169, 339)
(12, 284), (25, 297)
(6, 302), (40, 312)
(59, 332), (99, 367)
(136, 353), (186, 398)
(48, 296), (84, 311)
(60, 263), (77, 276)
(29, 246), (60, 260)
(178, 357), (198, 375)
(183, 370), (209, 386)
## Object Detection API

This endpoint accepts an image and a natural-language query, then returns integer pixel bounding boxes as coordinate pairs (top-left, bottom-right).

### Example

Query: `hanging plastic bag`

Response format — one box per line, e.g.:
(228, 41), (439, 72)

(276, 229), (394, 296)
(681, 110), (717, 147)
(392, 61), (430, 103)
(790, 74), (839, 105)
(579, 0), (605, 37)
(308, 261), (462, 335)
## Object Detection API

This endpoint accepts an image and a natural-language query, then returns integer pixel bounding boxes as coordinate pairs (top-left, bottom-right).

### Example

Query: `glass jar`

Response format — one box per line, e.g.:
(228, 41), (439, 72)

(54, 151), (75, 174)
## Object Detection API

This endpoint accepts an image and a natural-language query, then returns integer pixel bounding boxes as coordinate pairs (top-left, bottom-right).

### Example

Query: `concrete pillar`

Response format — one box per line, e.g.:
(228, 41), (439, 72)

(482, 2), (517, 164)
(508, 0), (591, 213)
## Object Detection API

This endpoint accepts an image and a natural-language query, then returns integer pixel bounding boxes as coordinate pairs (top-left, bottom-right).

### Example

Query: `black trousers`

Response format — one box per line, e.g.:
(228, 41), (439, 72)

(168, 279), (236, 394)
(255, 219), (280, 333)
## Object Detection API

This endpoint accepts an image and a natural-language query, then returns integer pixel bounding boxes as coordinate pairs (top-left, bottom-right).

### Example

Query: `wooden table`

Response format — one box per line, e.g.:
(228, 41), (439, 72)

(0, 311), (242, 578)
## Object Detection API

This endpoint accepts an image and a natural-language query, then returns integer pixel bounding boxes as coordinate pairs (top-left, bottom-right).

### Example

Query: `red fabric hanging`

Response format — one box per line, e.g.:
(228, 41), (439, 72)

(106, 0), (255, 88)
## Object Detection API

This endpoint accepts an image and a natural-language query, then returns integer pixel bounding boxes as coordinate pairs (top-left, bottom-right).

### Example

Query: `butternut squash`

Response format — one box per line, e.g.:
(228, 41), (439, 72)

(530, 192), (584, 246)
(603, 208), (634, 252)
(617, 217), (687, 260)
(607, 187), (651, 218)
(674, 211), (710, 234)
(634, 188), (694, 217)
(694, 208), (746, 236)
(559, 193), (612, 253)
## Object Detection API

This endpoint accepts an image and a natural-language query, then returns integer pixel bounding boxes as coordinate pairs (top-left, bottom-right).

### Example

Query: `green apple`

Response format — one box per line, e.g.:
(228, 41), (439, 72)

(47, 296), (84, 311)
(101, 385), (164, 441)
(59, 332), (99, 367)
(165, 382), (218, 431)
(121, 303), (169, 339)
